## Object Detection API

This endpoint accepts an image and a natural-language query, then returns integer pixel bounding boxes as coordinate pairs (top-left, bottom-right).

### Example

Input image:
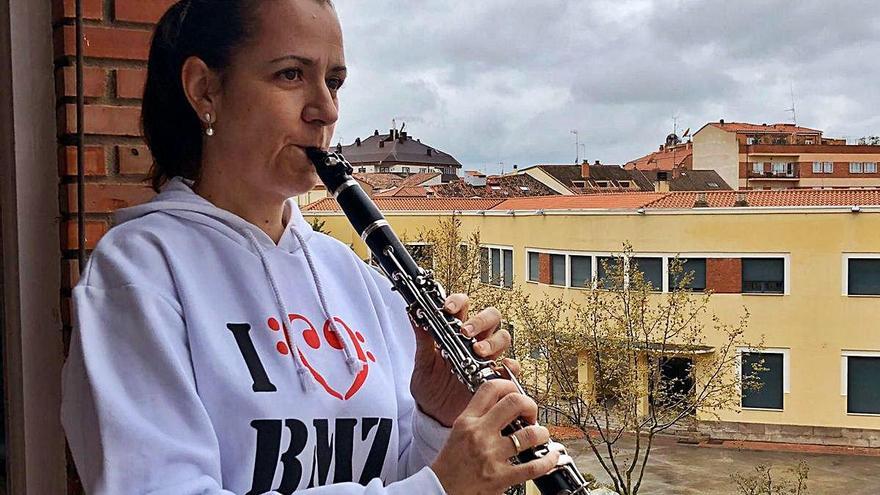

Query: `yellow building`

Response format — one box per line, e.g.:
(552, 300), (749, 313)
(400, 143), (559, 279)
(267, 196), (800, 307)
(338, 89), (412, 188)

(304, 189), (880, 447)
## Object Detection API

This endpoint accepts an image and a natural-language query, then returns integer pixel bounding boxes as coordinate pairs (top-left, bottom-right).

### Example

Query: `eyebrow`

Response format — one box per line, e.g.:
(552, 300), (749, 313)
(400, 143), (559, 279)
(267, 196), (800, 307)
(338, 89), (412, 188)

(269, 54), (347, 74)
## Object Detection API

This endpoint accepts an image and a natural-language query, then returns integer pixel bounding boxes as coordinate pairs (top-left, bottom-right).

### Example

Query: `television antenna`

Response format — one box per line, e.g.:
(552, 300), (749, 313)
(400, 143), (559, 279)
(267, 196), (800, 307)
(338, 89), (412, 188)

(785, 83), (798, 126)
(571, 130), (579, 164)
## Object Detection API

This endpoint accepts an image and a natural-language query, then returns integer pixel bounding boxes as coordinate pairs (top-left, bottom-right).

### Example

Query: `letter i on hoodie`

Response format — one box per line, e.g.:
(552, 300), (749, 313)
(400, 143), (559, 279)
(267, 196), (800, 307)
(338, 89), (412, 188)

(61, 177), (450, 495)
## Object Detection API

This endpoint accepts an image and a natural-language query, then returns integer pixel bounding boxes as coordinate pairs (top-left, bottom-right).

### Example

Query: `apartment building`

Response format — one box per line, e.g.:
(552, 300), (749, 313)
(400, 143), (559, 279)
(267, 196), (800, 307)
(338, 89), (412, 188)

(692, 120), (880, 190)
(305, 189), (880, 447)
(337, 129), (462, 177)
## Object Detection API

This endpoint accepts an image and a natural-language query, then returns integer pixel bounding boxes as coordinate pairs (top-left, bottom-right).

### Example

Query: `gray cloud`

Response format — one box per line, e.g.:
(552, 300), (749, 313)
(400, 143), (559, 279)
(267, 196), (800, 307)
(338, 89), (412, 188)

(332, 0), (880, 173)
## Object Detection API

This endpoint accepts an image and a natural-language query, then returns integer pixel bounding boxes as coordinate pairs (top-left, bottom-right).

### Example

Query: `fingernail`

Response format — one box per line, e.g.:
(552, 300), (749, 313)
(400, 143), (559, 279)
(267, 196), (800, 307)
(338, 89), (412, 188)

(445, 301), (456, 312)
(462, 324), (475, 337)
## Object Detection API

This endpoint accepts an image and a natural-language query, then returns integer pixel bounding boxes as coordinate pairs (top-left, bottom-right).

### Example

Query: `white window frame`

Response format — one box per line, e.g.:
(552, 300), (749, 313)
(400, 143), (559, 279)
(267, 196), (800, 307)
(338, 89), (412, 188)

(737, 347), (790, 412)
(823, 161), (834, 173)
(482, 244), (514, 289)
(752, 162), (763, 174)
(866, 162), (877, 173)
(841, 253), (880, 297)
(840, 351), (880, 416)
(618, 180), (631, 188)
(850, 162), (864, 173)
(812, 162), (822, 174)
(595, 180), (610, 188)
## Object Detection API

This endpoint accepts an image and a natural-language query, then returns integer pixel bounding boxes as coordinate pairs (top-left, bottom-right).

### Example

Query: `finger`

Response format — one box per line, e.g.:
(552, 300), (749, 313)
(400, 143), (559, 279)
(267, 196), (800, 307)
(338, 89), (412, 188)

(486, 392), (538, 430)
(462, 306), (501, 339)
(502, 358), (521, 377)
(474, 328), (511, 359)
(462, 379), (520, 418)
(504, 425), (551, 457)
(444, 293), (469, 320)
(503, 450), (561, 487)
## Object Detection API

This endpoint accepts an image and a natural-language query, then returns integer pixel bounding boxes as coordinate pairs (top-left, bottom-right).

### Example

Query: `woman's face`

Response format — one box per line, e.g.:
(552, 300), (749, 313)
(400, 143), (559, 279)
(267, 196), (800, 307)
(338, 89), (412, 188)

(206, 0), (345, 199)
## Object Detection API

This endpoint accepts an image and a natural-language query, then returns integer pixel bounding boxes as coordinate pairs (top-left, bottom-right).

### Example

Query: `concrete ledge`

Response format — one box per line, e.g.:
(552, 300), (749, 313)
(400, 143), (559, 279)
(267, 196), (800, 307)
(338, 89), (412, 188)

(698, 420), (880, 448)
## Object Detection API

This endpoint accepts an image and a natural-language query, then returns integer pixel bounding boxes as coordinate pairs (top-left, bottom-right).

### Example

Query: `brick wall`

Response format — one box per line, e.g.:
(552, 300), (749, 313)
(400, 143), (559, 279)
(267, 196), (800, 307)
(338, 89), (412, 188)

(706, 258), (742, 294)
(52, 1), (175, 492)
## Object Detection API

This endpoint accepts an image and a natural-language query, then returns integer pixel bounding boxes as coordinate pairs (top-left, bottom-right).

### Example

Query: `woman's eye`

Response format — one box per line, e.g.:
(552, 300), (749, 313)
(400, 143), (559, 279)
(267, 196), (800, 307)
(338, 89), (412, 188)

(327, 78), (345, 91)
(278, 68), (303, 82)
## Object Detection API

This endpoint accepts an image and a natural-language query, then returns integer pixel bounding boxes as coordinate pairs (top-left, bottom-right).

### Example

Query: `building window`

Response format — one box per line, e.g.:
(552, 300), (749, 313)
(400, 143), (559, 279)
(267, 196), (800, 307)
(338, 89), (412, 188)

(848, 258), (880, 295)
(528, 252), (539, 282)
(867, 162), (878, 173)
(812, 162), (822, 173)
(824, 161), (834, 173)
(481, 247), (513, 288)
(850, 162), (864, 174)
(550, 254), (566, 286)
(405, 243), (433, 268)
(379, 166), (390, 173)
(752, 162), (763, 174)
(742, 258), (784, 294)
(747, 137), (757, 145)
(845, 355), (880, 414)
(772, 162), (786, 175)
(669, 258), (706, 291)
(402, 166), (410, 173)
(630, 257), (662, 290)
(618, 180), (631, 188)
(570, 255), (592, 288)
(741, 351), (785, 410)
(595, 180), (610, 188)
(358, 167), (367, 173)
(597, 256), (622, 289)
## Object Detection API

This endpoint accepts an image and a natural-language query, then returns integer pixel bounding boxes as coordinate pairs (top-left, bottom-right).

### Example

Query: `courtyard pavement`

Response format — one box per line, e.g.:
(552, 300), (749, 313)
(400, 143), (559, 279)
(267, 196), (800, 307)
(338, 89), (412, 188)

(567, 436), (880, 494)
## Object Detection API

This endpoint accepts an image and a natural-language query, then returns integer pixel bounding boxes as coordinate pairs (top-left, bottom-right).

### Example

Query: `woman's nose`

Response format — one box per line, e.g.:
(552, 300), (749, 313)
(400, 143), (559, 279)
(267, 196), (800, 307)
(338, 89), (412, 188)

(302, 82), (339, 128)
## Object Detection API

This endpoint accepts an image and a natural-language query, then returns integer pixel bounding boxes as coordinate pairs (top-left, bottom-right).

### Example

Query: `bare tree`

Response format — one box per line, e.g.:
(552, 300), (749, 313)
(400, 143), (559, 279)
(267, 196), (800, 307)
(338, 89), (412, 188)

(495, 244), (761, 495)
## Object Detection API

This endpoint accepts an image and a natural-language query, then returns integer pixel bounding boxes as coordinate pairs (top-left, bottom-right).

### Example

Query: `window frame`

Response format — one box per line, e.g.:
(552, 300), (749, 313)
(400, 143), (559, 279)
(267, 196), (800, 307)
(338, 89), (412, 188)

(841, 351), (880, 416)
(842, 254), (880, 297)
(741, 257), (787, 295)
(737, 347), (790, 412)
(481, 244), (514, 289)
(866, 162), (878, 173)
(850, 162), (864, 174)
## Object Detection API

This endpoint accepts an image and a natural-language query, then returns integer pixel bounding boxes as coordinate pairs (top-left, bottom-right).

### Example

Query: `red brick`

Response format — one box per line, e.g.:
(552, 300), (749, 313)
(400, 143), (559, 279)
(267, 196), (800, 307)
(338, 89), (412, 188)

(62, 259), (81, 290)
(538, 253), (550, 284)
(62, 220), (109, 250)
(118, 145), (154, 175)
(65, 183), (155, 213)
(59, 146), (107, 176)
(59, 25), (152, 61)
(116, 69), (147, 99)
(54, 0), (103, 21)
(58, 66), (107, 98)
(62, 104), (142, 136)
(114, 0), (177, 24)
(706, 258), (742, 294)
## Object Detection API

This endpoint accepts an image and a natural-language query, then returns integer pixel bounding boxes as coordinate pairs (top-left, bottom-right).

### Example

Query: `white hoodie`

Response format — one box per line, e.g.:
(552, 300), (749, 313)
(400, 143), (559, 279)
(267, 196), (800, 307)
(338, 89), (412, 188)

(62, 177), (450, 494)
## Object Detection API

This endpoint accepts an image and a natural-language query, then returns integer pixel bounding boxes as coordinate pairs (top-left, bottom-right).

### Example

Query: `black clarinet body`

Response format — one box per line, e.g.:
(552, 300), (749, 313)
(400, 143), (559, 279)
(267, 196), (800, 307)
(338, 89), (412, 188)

(306, 148), (590, 495)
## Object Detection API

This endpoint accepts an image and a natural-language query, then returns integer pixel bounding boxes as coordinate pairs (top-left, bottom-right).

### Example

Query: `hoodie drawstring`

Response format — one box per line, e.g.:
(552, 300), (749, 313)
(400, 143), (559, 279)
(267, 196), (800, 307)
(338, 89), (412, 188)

(243, 229), (315, 392)
(290, 227), (363, 375)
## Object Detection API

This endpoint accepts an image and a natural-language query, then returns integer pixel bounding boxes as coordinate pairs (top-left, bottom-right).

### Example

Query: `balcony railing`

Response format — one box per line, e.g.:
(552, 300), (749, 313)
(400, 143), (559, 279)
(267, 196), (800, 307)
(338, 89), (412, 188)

(747, 170), (799, 180)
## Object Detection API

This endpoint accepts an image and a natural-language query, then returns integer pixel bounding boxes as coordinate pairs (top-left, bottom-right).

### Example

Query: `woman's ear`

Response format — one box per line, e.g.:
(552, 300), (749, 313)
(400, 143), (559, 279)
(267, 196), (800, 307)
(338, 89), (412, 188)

(181, 56), (223, 121)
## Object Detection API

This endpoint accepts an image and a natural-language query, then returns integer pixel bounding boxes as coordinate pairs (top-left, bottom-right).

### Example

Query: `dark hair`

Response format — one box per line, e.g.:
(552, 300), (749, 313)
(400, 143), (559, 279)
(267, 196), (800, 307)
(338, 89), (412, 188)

(142, 0), (259, 191)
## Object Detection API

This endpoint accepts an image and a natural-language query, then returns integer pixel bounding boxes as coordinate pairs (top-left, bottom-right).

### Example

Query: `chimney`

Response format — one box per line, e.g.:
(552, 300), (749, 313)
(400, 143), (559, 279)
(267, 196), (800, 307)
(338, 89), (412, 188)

(374, 129), (379, 136)
(693, 192), (708, 208)
(355, 137), (361, 146)
(734, 192), (749, 207)
(513, 164), (518, 171)
(594, 160), (600, 166)
(399, 131), (407, 143)
(659, 145), (664, 151)
(379, 140), (384, 148)
(335, 143), (342, 153)
(426, 148), (433, 156)
(655, 171), (670, 193)
(719, 118), (725, 125)
(581, 162), (590, 179)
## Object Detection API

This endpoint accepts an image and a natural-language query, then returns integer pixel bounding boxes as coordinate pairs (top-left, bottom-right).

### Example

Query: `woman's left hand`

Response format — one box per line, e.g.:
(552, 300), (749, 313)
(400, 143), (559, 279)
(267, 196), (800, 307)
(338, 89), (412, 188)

(410, 293), (521, 427)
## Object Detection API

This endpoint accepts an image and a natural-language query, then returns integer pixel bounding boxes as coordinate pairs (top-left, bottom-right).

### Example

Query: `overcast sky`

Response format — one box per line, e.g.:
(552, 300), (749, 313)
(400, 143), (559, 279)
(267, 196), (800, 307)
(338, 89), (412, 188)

(331, 0), (880, 175)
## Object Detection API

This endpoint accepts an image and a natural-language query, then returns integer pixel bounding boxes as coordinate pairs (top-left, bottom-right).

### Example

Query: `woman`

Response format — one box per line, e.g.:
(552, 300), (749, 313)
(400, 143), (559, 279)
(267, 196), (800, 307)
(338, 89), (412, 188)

(61, 1), (559, 494)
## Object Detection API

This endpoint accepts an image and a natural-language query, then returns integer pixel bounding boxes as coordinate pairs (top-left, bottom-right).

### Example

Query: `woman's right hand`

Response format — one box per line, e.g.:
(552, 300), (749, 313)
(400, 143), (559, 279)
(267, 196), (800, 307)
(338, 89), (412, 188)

(430, 380), (560, 495)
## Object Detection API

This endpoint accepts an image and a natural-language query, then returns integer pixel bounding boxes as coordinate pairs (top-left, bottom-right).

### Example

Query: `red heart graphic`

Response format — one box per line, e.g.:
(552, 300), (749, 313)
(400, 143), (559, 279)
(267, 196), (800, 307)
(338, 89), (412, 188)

(286, 314), (375, 400)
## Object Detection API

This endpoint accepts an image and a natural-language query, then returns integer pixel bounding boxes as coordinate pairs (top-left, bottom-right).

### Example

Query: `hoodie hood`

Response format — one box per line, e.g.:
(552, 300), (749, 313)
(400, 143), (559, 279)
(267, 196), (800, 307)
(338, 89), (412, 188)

(114, 176), (363, 391)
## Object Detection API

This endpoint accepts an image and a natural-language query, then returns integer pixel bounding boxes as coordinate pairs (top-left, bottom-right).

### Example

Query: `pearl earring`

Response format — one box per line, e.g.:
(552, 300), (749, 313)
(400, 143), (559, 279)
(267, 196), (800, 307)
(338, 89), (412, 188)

(204, 112), (215, 137)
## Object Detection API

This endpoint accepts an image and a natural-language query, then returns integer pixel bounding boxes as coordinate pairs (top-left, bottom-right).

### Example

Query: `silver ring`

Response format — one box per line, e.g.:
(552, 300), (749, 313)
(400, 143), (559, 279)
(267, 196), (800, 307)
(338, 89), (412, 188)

(509, 432), (522, 454)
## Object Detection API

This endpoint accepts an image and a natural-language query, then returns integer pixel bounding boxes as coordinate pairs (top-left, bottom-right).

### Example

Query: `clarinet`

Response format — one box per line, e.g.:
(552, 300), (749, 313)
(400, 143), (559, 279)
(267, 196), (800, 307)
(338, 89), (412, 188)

(306, 149), (590, 495)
